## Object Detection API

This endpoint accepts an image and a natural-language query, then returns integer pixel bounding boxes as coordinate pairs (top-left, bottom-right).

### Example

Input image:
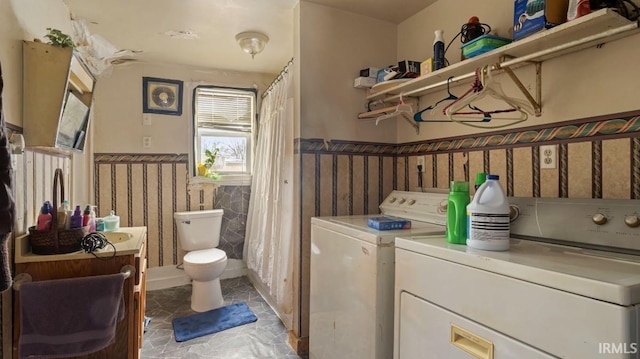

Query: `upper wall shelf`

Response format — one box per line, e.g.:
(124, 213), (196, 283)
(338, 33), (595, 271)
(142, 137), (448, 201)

(367, 8), (639, 103)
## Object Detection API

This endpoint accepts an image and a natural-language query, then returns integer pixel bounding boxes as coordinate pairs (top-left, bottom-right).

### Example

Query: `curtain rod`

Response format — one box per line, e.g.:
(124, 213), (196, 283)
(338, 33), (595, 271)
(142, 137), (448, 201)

(261, 58), (294, 99)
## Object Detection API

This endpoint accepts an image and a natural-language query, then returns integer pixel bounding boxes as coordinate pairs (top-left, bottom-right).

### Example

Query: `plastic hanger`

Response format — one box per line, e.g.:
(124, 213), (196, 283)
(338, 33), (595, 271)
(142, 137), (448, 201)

(445, 65), (532, 129)
(375, 95), (420, 133)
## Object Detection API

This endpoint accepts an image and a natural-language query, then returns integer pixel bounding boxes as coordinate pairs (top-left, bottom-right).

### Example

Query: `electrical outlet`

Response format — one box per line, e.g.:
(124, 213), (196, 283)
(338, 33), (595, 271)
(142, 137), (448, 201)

(540, 145), (557, 169)
(143, 115), (152, 126)
(416, 156), (426, 172)
(142, 136), (152, 149)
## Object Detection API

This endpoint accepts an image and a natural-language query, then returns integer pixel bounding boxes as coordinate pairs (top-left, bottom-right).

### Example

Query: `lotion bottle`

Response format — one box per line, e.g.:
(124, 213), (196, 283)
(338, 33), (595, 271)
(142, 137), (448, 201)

(70, 205), (83, 229)
(88, 206), (97, 232)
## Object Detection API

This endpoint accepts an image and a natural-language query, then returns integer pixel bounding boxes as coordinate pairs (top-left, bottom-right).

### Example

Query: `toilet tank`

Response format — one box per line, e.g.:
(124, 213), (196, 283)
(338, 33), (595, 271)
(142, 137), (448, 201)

(174, 209), (224, 251)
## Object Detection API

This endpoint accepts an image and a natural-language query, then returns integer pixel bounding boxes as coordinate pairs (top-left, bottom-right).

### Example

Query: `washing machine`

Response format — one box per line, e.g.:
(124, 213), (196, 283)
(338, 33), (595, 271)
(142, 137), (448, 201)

(309, 190), (450, 359)
(394, 197), (640, 359)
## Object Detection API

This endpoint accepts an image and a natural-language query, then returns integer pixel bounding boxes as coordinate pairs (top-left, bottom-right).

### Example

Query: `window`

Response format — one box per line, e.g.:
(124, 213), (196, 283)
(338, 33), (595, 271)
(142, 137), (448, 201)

(193, 86), (256, 178)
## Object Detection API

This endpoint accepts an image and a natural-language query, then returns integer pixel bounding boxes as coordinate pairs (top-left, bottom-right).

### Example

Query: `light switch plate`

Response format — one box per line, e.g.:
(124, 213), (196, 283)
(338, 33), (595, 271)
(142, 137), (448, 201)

(143, 136), (152, 149)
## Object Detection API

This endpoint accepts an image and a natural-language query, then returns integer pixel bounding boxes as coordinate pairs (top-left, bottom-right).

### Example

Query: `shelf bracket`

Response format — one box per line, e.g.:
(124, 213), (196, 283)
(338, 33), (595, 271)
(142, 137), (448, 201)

(497, 58), (542, 117)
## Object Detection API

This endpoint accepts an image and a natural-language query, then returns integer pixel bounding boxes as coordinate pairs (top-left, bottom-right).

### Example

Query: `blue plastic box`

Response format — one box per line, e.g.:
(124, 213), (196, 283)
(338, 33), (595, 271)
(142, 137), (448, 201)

(367, 216), (412, 230)
(461, 35), (512, 58)
(513, 0), (569, 41)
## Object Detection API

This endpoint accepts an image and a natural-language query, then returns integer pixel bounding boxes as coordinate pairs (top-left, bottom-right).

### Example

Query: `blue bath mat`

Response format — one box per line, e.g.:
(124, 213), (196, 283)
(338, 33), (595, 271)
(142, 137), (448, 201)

(172, 302), (257, 342)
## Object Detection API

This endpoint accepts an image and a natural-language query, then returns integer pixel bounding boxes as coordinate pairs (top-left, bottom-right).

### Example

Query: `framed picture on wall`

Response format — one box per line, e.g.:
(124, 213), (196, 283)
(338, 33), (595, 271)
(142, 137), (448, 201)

(142, 77), (183, 115)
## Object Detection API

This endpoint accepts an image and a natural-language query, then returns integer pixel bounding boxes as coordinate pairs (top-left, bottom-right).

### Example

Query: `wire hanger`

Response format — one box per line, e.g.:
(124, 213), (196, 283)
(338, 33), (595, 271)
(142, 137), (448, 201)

(445, 65), (532, 129)
(413, 77), (457, 122)
(413, 76), (490, 123)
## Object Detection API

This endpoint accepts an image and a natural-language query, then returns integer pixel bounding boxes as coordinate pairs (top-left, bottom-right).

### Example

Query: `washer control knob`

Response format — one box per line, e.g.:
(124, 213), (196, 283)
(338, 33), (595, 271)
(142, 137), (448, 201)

(398, 198), (406, 204)
(592, 213), (608, 225)
(509, 205), (520, 222)
(407, 199), (416, 205)
(388, 197), (397, 203)
(624, 215), (640, 228)
(439, 200), (448, 213)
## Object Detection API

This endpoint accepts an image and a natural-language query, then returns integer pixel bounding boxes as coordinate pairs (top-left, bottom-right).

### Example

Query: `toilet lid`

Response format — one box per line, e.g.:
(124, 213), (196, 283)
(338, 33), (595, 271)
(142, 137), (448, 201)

(184, 248), (227, 265)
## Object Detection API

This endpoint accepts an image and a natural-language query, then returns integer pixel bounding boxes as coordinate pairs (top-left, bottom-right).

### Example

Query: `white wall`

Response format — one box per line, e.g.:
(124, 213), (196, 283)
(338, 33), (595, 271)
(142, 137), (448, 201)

(299, 1), (398, 143)
(93, 63), (276, 154)
(396, 0), (640, 142)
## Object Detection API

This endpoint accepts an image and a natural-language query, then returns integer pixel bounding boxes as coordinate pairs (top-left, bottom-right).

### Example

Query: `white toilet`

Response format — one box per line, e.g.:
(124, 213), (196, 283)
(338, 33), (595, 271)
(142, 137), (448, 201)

(174, 209), (227, 312)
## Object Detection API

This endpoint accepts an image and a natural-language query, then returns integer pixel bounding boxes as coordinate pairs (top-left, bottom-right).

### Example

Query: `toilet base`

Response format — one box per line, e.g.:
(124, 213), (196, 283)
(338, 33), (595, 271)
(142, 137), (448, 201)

(190, 277), (224, 312)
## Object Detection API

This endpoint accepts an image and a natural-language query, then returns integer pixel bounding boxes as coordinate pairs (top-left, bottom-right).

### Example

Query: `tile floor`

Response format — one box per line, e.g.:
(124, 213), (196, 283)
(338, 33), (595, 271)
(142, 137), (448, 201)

(142, 276), (307, 359)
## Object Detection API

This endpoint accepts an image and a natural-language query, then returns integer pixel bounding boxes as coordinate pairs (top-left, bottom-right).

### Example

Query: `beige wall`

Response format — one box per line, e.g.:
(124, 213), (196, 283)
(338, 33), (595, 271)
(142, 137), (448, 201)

(93, 63), (275, 154)
(299, 1), (398, 142)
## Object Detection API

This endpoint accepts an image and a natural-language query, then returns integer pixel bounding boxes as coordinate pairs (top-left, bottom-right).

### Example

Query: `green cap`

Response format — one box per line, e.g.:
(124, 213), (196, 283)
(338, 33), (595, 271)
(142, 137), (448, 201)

(450, 181), (469, 193)
(474, 172), (487, 186)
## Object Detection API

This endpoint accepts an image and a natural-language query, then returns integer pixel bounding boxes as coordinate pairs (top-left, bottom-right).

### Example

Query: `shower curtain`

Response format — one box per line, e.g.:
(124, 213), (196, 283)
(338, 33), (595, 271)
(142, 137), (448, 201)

(244, 60), (295, 328)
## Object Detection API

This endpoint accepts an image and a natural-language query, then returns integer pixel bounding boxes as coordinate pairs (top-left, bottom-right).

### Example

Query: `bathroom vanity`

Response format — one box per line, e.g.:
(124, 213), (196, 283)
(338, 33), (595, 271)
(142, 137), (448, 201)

(12, 227), (147, 359)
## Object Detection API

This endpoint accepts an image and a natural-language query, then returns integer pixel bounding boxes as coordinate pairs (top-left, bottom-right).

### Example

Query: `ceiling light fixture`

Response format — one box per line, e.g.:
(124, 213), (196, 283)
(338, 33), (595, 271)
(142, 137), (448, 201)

(235, 31), (269, 59)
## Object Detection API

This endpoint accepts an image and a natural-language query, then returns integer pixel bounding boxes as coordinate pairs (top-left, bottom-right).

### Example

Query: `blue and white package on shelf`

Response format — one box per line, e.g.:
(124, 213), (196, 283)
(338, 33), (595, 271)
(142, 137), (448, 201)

(367, 216), (412, 230)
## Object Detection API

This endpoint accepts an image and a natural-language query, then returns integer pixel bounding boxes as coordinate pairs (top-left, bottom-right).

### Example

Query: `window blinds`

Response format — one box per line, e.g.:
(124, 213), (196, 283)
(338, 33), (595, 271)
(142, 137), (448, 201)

(195, 87), (253, 132)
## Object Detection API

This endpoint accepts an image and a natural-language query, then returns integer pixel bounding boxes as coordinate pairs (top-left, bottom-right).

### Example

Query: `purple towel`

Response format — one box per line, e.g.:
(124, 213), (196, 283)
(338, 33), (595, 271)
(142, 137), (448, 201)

(19, 273), (125, 358)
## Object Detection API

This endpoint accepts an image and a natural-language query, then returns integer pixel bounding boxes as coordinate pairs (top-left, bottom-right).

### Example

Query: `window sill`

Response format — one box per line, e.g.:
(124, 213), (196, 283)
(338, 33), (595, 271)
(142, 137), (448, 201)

(190, 174), (252, 186)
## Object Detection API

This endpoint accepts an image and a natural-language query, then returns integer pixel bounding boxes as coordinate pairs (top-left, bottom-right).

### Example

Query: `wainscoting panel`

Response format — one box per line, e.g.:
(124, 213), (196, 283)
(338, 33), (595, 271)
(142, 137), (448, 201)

(568, 142), (592, 198)
(335, 155), (350, 216)
(366, 156), (380, 214)
(489, 149), (507, 189)
(603, 138), (631, 199)
(512, 147), (533, 197)
(436, 153), (448, 189)
(351, 155), (365, 216)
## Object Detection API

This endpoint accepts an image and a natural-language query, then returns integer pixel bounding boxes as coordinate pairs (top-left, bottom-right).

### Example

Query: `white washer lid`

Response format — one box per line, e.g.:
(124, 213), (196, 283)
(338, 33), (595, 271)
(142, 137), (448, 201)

(184, 248), (227, 265)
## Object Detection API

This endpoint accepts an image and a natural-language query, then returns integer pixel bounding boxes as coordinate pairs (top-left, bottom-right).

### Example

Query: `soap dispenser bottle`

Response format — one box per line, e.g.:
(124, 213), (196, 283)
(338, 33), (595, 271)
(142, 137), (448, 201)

(70, 205), (83, 229)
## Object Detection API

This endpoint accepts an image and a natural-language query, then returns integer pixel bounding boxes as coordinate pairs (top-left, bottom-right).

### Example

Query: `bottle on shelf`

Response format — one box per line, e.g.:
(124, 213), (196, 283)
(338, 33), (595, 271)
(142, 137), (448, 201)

(433, 29), (445, 70)
(69, 205), (83, 229)
(36, 201), (53, 231)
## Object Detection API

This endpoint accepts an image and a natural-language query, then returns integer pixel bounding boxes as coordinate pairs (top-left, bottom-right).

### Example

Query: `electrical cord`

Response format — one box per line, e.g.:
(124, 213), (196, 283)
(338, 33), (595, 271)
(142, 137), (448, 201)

(80, 232), (117, 260)
(417, 164), (424, 191)
(444, 17), (492, 67)
(614, 0), (640, 20)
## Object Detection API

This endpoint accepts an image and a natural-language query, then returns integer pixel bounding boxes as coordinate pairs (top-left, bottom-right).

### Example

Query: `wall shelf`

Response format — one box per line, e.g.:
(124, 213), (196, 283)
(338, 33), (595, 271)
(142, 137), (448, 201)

(367, 8), (639, 104)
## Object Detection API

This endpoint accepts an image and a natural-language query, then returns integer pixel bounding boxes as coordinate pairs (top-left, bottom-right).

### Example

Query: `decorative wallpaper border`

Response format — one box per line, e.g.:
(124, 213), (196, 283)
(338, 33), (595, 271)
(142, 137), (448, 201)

(94, 153), (188, 163)
(296, 110), (640, 155)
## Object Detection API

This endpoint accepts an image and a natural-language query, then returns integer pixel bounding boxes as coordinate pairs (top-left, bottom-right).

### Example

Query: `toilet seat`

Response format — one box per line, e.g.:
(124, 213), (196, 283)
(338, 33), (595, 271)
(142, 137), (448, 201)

(184, 248), (227, 266)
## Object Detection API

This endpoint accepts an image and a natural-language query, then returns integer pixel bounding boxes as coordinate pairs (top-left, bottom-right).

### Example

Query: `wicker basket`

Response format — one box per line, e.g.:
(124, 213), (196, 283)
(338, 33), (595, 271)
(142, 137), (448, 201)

(28, 168), (88, 255)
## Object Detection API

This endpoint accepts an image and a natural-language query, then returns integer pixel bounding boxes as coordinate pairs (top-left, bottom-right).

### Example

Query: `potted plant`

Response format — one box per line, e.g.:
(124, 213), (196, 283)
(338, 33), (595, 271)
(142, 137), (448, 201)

(44, 28), (75, 48)
(197, 148), (221, 179)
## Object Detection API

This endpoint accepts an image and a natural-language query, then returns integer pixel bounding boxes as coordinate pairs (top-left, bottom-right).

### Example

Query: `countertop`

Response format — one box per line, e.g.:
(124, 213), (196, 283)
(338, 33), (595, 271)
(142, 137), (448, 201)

(15, 226), (146, 263)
